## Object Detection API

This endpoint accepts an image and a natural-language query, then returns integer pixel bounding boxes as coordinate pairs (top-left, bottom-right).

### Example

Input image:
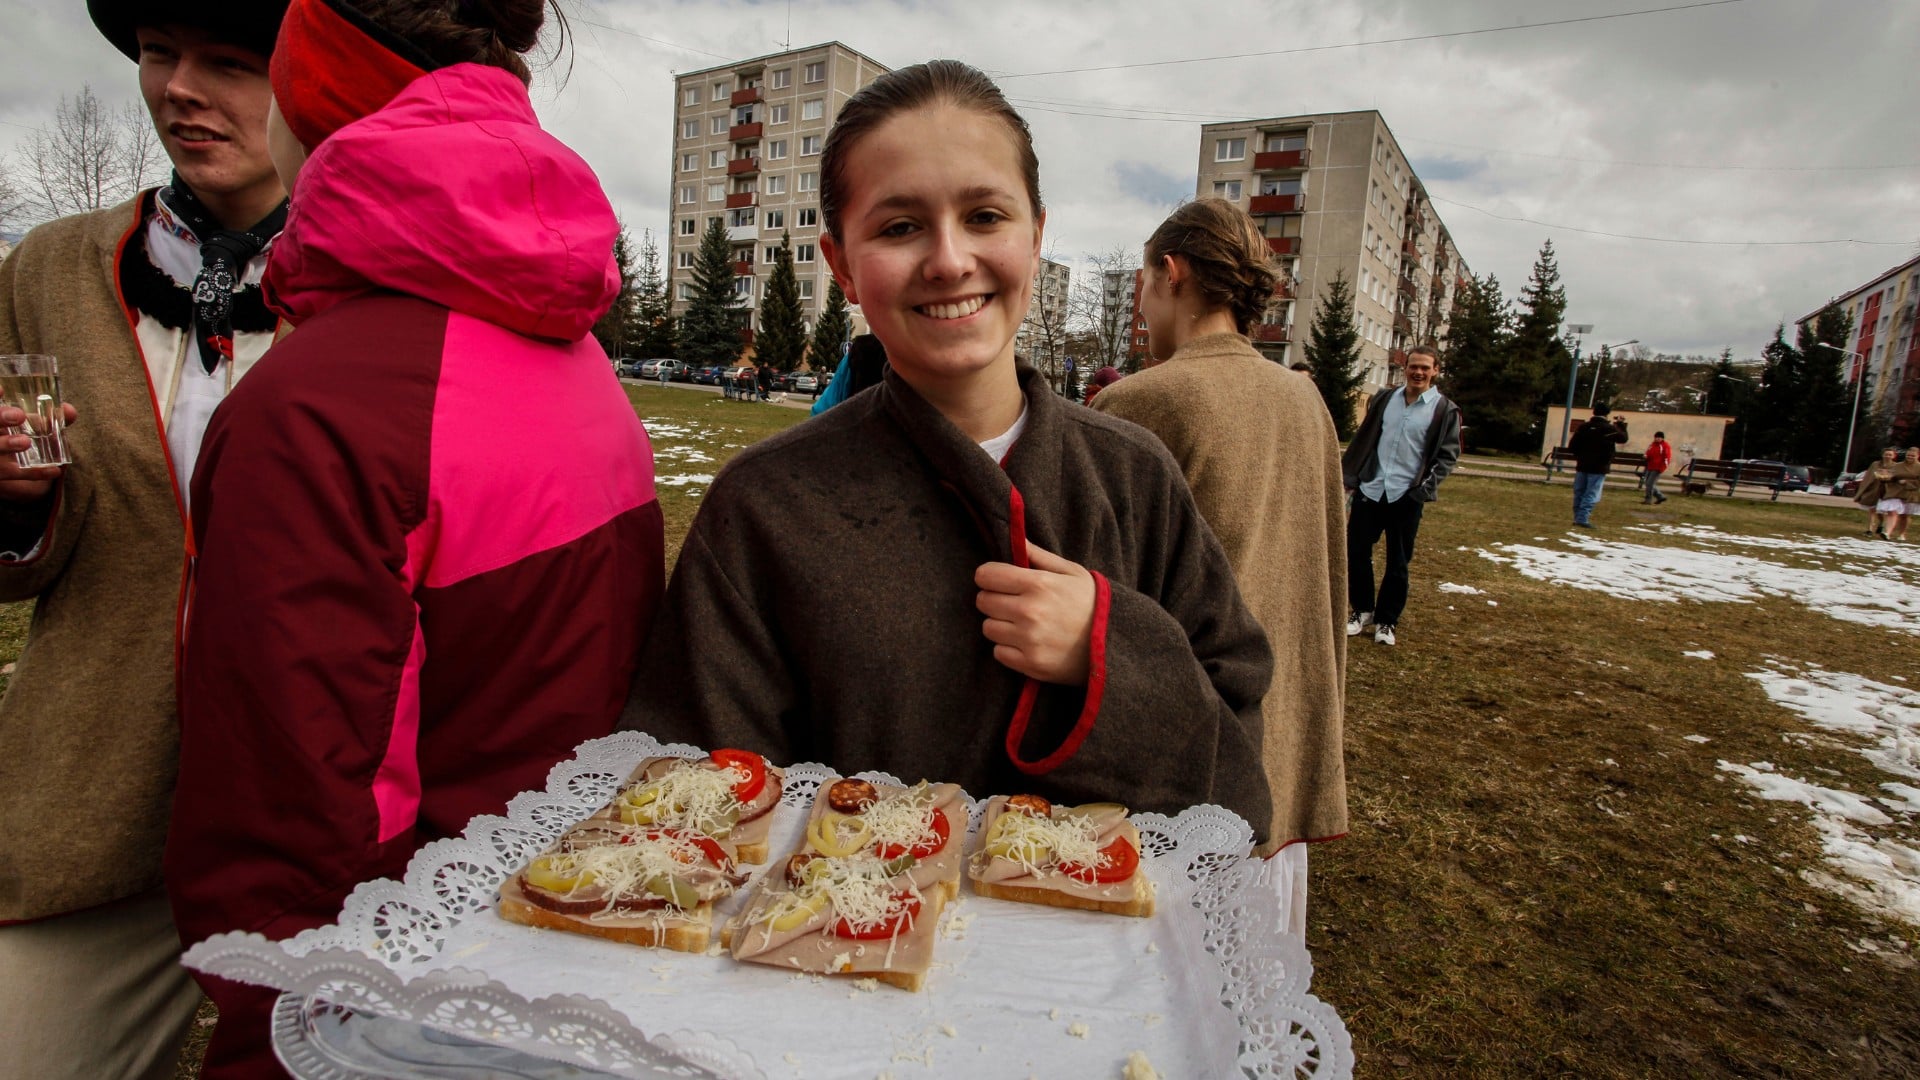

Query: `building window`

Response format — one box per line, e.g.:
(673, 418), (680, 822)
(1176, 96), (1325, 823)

(683, 86), (699, 106)
(728, 208), (756, 227)
(770, 103), (789, 124)
(1212, 180), (1241, 201)
(681, 119), (698, 139)
(764, 245), (780, 264)
(1260, 177), (1301, 196)
(680, 153), (696, 172)
(764, 174), (786, 195)
(801, 135), (821, 156)
(677, 251), (694, 268)
(795, 207), (817, 228)
(797, 172), (817, 192)
(711, 116), (727, 135)
(770, 67), (791, 89)
(707, 182), (725, 202)
(709, 149), (727, 168)
(679, 185), (696, 205)
(796, 243), (815, 263)
(713, 81), (727, 99)
(802, 98), (824, 121)
(734, 106), (756, 126)
(799, 279), (814, 300)
(804, 62), (824, 83)
(1215, 138), (1245, 162)
(764, 209), (784, 230)
(679, 217), (696, 236)
(734, 276), (753, 298)
(766, 139), (788, 160)
(678, 283), (693, 301)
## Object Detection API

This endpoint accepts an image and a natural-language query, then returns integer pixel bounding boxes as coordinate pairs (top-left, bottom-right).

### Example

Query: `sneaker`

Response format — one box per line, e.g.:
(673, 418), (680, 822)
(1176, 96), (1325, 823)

(1346, 611), (1373, 637)
(1373, 624), (1396, 646)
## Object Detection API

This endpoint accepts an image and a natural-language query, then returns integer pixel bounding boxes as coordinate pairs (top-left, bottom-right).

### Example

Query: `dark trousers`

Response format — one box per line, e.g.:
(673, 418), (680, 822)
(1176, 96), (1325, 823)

(1347, 492), (1425, 626)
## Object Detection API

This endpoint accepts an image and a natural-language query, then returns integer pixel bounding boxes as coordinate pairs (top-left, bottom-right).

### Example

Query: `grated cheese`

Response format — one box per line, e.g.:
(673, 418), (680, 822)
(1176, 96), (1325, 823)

(860, 782), (944, 852)
(1067, 1022), (1090, 1039)
(853, 977), (880, 992)
(1122, 1050), (1162, 1080)
(531, 828), (716, 914)
(618, 760), (745, 836)
(766, 853), (924, 938)
(985, 805), (1105, 875)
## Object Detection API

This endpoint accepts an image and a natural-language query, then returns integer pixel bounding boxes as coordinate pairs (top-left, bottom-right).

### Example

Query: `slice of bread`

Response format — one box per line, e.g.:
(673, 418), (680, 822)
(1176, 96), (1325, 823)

(721, 886), (944, 992)
(969, 870), (1154, 918)
(496, 877), (712, 953)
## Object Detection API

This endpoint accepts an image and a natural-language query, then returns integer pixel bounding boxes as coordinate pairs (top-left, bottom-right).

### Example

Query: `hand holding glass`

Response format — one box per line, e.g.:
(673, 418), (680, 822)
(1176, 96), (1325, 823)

(0, 355), (73, 468)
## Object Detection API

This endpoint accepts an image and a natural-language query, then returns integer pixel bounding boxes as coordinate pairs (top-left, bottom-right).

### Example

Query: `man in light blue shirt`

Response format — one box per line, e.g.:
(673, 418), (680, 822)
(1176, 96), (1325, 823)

(1339, 346), (1462, 646)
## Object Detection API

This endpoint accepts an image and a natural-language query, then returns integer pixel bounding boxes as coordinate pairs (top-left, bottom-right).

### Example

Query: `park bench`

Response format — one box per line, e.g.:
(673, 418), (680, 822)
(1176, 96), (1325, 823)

(1540, 447), (1648, 481)
(1677, 458), (1791, 500)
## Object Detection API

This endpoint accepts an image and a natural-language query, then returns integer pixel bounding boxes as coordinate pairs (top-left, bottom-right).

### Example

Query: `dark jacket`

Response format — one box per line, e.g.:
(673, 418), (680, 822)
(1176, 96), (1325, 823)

(1569, 416), (1629, 474)
(621, 365), (1275, 840)
(1340, 386), (1462, 502)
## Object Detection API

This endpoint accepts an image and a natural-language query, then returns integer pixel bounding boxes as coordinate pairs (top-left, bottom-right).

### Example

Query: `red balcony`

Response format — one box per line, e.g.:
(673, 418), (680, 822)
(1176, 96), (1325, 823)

(1389, 348), (1408, 366)
(1248, 194), (1304, 215)
(729, 122), (762, 142)
(730, 87), (763, 107)
(727, 157), (758, 176)
(1393, 311), (1413, 334)
(1265, 236), (1299, 256)
(1401, 237), (1418, 256)
(1251, 323), (1290, 344)
(1253, 148), (1309, 171)
(732, 260), (753, 276)
(1273, 278), (1295, 300)
(1398, 272), (1418, 297)
(725, 192), (757, 209)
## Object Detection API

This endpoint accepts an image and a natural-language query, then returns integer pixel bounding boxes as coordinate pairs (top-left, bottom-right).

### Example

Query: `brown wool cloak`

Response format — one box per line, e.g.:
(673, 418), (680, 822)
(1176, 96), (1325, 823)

(1092, 333), (1349, 848)
(621, 365), (1274, 840)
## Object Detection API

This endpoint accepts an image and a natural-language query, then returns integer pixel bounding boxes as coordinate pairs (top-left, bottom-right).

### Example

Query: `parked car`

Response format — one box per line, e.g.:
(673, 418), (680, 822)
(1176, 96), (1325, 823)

(638, 358), (670, 379)
(1830, 470), (1864, 498)
(1729, 459), (1810, 492)
(615, 357), (646, 378)
(791, 373), (818, 393)
(694, 365), (725, 385)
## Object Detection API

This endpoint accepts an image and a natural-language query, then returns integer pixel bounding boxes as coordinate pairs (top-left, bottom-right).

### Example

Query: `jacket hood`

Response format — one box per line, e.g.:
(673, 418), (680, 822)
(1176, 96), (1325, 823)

(265, 63), (618, 341)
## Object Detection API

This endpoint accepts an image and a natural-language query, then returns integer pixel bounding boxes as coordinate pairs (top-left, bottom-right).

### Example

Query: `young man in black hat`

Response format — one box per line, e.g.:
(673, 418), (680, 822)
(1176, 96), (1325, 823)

(0, 4), (287, 1076)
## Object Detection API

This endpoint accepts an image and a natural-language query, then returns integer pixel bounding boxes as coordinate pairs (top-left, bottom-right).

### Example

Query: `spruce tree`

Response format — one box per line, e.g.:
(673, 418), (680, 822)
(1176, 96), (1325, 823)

(1703, 348), (1752, 458)
(1792, 304), (1854, 470)
(1748, 324), (1804, 461)
(807, 278), (853, 373)
(1437, 273), (1517, 452)
(1508, 240), (1570, 450)
(1302, 271), (1364, 439)
(679, 217), (744, 369)
(757, 233), (807, 372)
(633, 229), (676, 359)
(591, 222), (641, 360)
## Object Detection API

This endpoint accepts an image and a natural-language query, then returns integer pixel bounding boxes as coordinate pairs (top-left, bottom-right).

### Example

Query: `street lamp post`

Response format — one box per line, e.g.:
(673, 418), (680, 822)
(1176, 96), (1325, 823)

(1586, 340), (1639, 409)
(1815, 340), (1865, 482)
(1555, 324), (1594, 473)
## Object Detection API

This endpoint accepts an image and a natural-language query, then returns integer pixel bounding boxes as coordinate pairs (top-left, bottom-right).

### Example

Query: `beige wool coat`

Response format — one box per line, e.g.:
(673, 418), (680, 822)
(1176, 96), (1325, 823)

(1092, 332), (1348, 848)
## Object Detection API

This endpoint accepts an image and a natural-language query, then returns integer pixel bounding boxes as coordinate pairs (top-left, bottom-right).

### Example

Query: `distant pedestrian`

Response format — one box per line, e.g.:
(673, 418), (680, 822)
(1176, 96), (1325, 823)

(1856, 447), (1902, 538)
(1895, 448), (1920, 541)
(811, 334), (888, 416)
(1641, 430), (1672, 504)
(1341, 345), (1461, 646)
(756, 363), (772, 401)
(1568, 405), (1629, 527)
(1083, 365), (1121, 405)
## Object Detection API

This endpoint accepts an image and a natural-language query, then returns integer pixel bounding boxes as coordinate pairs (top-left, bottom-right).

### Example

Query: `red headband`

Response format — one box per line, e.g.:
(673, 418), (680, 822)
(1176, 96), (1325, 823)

(270, 0), (437, 150)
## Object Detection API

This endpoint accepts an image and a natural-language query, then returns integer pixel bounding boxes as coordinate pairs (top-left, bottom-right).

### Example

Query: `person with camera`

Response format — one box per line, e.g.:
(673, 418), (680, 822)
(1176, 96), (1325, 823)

(1567, 404), (1629, 527)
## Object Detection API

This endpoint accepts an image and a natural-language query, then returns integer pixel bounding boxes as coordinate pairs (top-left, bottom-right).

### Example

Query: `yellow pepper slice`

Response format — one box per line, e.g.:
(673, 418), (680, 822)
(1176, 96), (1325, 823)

(767, 888), (832, 932)
(523, 855), (596, 893)
(983, 812), (1051, 864)
(614, 784), (662, 825)
(807, 812), (872, 857)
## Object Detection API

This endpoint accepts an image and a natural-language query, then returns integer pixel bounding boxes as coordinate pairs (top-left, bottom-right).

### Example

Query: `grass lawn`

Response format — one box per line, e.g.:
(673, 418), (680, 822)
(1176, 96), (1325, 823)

(2, 394), (1911, 1077)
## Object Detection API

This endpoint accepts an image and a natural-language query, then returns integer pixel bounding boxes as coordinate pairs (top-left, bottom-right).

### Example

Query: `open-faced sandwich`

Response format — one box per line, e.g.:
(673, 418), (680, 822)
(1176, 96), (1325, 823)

(802, 777), (968, 901)
(591, 750), (784, 864)
(723, 847), (943, 991)
(497, 821), (748, 952)
(967, 795), (1154, 917)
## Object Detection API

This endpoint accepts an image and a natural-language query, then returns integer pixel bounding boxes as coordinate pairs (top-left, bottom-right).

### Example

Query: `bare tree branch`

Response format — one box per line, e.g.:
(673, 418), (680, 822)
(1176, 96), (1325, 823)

(1068, 246), (1140, 374)
(21, 85), (164, 226)
(0, 152), (28, 235)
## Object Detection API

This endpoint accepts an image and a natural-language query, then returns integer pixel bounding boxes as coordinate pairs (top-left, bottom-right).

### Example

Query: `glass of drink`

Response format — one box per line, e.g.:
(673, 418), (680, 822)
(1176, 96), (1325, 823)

(0, 355), (73, 468)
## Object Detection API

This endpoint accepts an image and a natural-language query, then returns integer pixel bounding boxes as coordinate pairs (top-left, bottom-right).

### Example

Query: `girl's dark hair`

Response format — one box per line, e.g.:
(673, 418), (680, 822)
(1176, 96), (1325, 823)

(821, 59), (1041, 240)
(353, 0), (566, 85)
(1144, 198), (1280, 334)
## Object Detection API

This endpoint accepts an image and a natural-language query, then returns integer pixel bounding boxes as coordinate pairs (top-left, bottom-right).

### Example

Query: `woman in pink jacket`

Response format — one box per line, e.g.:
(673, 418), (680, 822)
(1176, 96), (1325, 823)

(165, 1), (663, 1073)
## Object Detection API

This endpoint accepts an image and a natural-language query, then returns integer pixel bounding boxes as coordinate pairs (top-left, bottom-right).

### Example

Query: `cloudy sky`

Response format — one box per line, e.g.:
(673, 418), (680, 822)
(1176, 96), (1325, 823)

(2, 0), (1914, 358)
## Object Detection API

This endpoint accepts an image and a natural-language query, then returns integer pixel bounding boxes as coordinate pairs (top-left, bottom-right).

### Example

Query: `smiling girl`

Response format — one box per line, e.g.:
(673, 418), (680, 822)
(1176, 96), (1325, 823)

(623, 61), (1272, 836)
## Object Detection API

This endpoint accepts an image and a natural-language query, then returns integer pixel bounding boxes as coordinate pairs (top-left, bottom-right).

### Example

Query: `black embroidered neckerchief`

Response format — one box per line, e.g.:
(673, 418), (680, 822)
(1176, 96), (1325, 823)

(121, 175), (288, 373)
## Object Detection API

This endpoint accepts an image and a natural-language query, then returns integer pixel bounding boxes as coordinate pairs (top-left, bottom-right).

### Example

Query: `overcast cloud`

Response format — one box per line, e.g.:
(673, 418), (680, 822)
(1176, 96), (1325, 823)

(2, 0), (1913, 358)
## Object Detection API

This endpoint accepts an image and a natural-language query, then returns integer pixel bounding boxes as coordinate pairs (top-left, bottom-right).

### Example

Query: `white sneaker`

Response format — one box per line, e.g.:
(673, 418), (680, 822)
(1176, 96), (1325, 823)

(1346, 611), (1373, 637)
(1373, 624), (1396, 646)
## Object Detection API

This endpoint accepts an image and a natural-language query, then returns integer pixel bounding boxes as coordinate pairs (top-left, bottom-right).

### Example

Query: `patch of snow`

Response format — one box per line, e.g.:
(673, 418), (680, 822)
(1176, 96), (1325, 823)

(1745, 665), (1920, 782)
(1683, 734), (1713, 744)
(1683, 650), (1716, 659)
(1718, 760), (1920, 926)
(1437, 582), (1485, 595)
(656, 474), (716, 488)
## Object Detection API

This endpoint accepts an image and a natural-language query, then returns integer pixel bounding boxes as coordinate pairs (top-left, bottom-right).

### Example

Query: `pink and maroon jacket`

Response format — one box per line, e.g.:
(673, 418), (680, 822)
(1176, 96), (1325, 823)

(166, 64), (663, 954)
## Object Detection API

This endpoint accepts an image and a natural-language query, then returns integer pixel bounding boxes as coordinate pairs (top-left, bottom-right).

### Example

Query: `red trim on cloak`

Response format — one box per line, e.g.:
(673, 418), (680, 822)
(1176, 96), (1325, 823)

(998, 481), (1112, 776)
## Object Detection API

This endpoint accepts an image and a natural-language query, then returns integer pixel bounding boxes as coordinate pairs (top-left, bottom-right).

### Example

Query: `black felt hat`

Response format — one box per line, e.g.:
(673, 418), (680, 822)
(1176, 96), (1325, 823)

(88, 0), (290, 61)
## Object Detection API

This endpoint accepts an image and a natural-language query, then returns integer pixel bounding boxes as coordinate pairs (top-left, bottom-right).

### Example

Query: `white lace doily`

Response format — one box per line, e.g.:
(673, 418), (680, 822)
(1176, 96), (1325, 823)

(184, 733), (1352, 1078)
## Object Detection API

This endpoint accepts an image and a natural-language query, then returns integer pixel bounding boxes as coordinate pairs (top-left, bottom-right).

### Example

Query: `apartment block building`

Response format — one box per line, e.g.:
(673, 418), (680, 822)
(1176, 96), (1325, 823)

(1016, 256), (1072, 368)
(1186, 111), (1470, 392)
(1796, 253), (1920, 438)
(666, 43), (888, 349)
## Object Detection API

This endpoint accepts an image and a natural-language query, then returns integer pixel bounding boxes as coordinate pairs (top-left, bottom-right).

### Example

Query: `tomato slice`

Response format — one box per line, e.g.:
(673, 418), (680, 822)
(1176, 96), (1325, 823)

(644, 828), (728, 868)
(873, 807), (951, 861)
(830, 890), (922, 940)
(709, 748), (767, 803)
(1058, 836), (1140, 884)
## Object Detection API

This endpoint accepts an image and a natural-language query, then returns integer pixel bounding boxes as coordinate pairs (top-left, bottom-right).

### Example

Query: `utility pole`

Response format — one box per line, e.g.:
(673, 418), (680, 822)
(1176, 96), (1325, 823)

(1586, 339), (1638, 409)
(1814, 340), (1865, 480)
(1555, 324), (1593, 473)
